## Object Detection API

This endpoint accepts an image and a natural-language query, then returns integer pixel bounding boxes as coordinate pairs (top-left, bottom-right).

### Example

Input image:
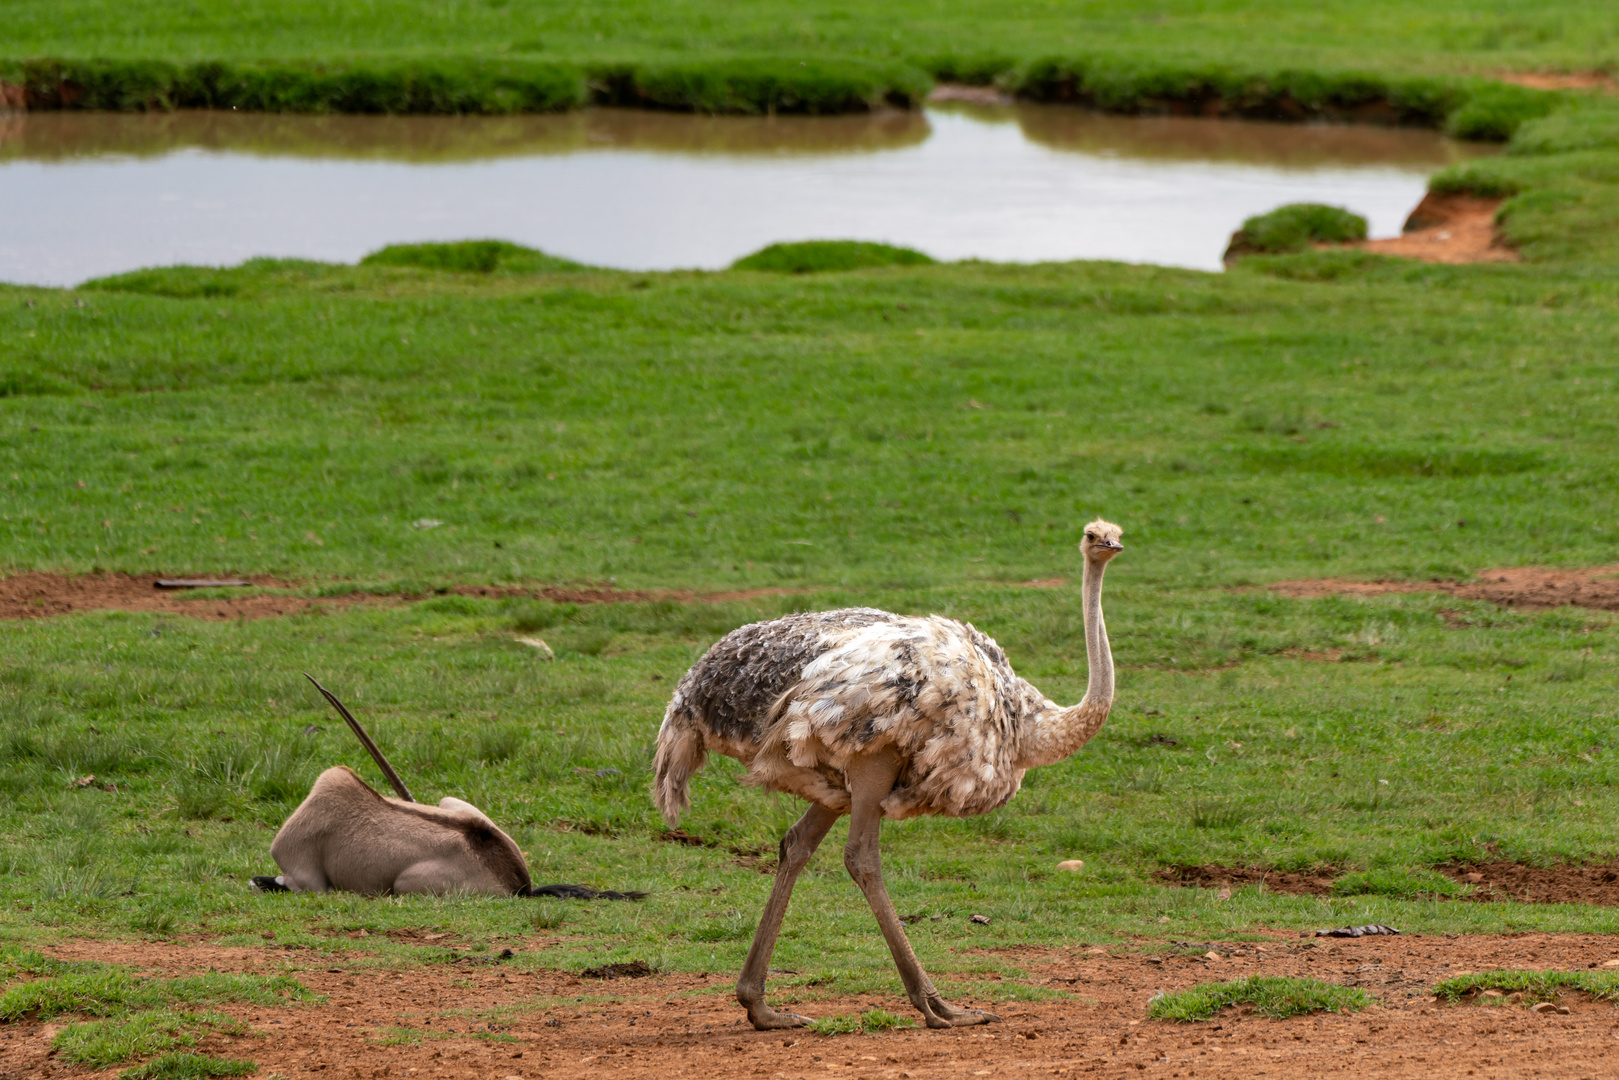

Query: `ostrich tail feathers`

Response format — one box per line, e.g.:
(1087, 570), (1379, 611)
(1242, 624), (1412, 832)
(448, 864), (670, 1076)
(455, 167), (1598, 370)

(652, 705), (707, 827)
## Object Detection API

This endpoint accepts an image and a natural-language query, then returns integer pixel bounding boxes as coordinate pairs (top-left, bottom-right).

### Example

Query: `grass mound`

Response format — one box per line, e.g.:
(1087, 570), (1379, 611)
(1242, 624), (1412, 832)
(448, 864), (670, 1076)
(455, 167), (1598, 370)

(1434, 970), (1619, 1006)
(595, 56), (931, 114)
(1148, 977), (1374, 1022)
(55, 1009), (246, 1070)
(809, 1008), (915, 1036)
(360, 240), (583, 274)
(5, 54), (927, 117)
(1331, 867), (1471, 900)
(0, 968), (314, 1021)
(0, 959), (311, 1076)
(121, 1052), (257, 1080)
(14, 57), (585, 114)
(1224, 203), (1368, 261)
(732, 240), (934, 273)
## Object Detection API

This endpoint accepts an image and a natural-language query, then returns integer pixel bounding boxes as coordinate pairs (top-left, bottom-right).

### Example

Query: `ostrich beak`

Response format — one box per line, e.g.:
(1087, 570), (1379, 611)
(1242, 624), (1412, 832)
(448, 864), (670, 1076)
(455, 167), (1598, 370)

(1098, 537), (1123, 551)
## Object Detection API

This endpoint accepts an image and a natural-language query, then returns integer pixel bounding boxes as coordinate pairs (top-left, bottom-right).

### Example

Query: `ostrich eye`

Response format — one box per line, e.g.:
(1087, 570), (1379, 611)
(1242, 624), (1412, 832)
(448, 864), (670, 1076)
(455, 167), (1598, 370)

(1085, 533), (1095, 541)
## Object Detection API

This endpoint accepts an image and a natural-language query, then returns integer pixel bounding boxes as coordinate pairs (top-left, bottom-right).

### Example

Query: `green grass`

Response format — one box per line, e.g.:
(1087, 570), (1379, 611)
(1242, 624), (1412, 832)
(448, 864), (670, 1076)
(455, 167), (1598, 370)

(5, 2), (1619, 999)
(0, 968), (315, 1021)
(1433, 969), (1619, 1005)
(732, 241), (935, 274)
(360, 241), (584, 275)
(55, 1009), (247, 1070)
(1148, 976), (1374, 1021)
(1331, 867), (1471, 901)
(6, 1), (1616, 77)
(122, 1052), (257, 1080)
(1226, 204), (1368, 259)
(0, 951), (310, 1075)
(809, 1007), (916, 1036)
(0, 2), (1605, 123)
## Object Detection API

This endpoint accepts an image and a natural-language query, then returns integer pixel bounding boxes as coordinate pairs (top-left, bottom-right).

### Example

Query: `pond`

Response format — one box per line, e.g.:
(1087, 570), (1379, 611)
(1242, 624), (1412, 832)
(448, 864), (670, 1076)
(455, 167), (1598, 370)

(0, 104), (1492, 286)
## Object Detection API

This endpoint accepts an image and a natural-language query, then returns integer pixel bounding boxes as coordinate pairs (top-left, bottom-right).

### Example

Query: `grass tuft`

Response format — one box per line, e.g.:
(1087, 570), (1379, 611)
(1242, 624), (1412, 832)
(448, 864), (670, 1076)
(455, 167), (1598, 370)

(1332, 868), (1470, 901)
(55, 1009), (244, 1070)
(0, 968), (315, 1022)
(1225, 203), (1367, 260)
(360, 240), (583, 274)
(1148, 977), (1374, 1022)
(1433, 970), (1619, 1006)
(732, 240), (934, 273)
(120, 1052), (257, 1080)
(809, 1008), (916, 1036)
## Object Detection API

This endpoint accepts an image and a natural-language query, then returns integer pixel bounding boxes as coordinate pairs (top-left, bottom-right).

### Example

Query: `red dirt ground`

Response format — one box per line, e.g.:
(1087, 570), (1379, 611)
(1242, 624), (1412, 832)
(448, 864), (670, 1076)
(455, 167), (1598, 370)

(8, 935), (1619, 1079)
(0, 573), (802, 622)
(1159, 864), (1619, 906)
(1268, 565), (1619, 612)
(1351, 193), (1519, 266)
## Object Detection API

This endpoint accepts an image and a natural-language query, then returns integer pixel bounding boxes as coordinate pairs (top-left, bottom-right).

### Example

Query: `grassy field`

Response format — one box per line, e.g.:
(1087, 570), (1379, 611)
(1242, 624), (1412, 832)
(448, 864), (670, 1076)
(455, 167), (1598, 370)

(9, 0), (1617, 74)
(3, 163), (1619, 978)
(0, 2), (1607, 126)
(4, 3), (1619, 1036)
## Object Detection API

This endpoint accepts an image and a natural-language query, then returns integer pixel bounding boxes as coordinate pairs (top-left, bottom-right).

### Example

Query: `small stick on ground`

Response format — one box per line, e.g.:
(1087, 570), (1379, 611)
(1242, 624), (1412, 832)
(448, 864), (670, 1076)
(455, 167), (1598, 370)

(303, 673), (415, 803)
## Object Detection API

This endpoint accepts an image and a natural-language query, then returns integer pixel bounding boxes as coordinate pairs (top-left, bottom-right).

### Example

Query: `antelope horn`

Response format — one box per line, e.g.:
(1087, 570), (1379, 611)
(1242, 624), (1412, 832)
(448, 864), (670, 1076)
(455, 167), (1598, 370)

(303, 673), (415, 803)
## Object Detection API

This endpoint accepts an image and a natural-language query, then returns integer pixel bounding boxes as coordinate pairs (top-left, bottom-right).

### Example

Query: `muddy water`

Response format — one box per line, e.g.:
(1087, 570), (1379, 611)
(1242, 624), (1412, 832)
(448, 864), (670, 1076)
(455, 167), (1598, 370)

(0, 105), (1491, 286)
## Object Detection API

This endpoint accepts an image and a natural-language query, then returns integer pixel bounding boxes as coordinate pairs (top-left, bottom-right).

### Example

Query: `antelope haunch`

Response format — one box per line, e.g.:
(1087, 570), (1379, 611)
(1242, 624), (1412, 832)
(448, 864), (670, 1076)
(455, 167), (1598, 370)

(254, 675), (646, 900)
(255, 765), (531, 896)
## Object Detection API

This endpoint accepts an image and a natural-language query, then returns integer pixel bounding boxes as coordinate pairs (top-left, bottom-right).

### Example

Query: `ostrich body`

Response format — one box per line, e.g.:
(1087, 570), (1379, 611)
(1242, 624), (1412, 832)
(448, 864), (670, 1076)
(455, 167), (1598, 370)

(652, 521), (1122, 1030)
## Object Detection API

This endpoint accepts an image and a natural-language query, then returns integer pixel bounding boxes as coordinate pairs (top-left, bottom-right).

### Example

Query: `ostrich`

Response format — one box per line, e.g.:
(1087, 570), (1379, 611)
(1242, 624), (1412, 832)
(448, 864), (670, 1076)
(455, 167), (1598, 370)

(653, 520), (1122, 1030)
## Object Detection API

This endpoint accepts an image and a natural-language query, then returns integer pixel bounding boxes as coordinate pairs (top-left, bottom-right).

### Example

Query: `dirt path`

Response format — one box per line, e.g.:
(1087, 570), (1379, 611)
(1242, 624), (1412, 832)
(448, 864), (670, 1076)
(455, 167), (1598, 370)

(1351, 192), (1519, 265)
(1269, 565), (1619, 612)
(8, 934), (1619, 1079)
(0, 572), (802, 621)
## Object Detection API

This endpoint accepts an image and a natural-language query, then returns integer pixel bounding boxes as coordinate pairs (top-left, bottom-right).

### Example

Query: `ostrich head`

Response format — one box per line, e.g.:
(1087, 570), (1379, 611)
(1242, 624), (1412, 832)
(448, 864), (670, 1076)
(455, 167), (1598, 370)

(1079, 519), (1123, 564)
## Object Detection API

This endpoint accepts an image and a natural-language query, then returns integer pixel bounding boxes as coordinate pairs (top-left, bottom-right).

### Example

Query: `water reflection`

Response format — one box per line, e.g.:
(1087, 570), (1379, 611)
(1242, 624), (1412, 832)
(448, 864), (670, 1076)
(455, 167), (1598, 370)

(0, 105), (1495, 286)
(0, 104), (1486, 167)
(0, 107), (931, 162)
(999, 105), (1491, 169)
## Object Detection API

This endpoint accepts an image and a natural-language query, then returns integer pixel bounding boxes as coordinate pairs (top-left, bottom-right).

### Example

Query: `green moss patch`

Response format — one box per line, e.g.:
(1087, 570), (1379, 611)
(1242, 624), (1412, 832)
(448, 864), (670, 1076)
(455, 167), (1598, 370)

(732, 240), (934, 273)
(1149, 977), (1374, 1022)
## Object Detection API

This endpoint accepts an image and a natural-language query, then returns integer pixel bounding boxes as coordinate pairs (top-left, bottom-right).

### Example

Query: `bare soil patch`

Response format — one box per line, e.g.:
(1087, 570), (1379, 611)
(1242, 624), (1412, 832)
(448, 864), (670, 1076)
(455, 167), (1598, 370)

(1497, 71), (1616, 93)
(1157, 864), (1339, 897)
(927, 83), (1015, 106)
(10, 934), (1619, 1079)
(0, 571), (369, 621)
(1350, 192), (1519, 265)
(1162, 863), (1619, 907)
(1441, 862), (1619, 906)
(0, 573), (804, 622)
(1268, 565), (1619, 611)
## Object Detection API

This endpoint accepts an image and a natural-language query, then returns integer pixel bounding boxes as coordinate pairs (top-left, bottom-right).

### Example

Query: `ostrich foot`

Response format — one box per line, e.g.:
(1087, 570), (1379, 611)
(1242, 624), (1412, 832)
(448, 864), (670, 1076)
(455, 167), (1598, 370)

(745, 1003), (815, 1030)
(923, 995), (999, 1027)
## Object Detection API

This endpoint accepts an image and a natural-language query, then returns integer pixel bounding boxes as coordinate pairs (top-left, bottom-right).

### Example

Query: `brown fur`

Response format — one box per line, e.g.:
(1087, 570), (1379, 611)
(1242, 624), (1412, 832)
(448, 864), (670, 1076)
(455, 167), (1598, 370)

(268, 767), (531, 896)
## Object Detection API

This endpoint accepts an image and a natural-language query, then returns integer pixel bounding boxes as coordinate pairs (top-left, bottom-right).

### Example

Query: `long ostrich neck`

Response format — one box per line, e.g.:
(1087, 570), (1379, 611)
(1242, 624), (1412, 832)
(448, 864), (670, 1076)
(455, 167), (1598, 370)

(1017, 555), (1114, 770)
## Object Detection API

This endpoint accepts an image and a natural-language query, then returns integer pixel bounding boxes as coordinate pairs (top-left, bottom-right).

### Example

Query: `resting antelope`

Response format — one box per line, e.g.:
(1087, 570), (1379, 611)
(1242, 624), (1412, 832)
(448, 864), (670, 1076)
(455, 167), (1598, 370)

(252, 677), (642, 900)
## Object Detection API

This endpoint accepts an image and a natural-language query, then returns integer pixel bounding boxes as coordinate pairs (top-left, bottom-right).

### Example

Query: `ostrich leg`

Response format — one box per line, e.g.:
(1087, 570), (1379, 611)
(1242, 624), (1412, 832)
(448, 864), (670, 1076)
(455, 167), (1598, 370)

(737, 802), (840, 1029)
(843, 749), (999, 1029)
